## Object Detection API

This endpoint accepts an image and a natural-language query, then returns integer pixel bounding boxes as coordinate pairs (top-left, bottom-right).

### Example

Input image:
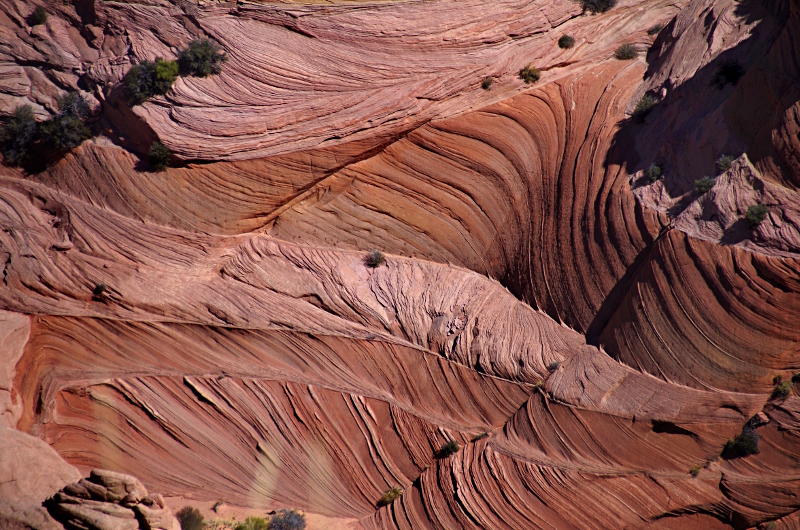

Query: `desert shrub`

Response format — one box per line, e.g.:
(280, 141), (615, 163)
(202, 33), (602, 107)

(716, 154), (734, 173)
(92, 283), (106, 297)
(519, 64), (540, 84)
(772, 381), (793, 400)
(377, 487), (402, 508)
(695, 176), (716, 194)
(56, 92), (90, 120)
(39, 92), (92, 152)
(712, 60), (745, 88)
(435, 440), (460, 459)
(645, 164), (662, 183)
(580, 0), (617, 13)
(614, 43), (638, 60)
(558, 35), (575, 49)
(176, 506), (205, 530)
(689, 465), (701, 477)
(471, 432), (489, 442)
(149, 141), (171, 171)
(547, 361), (560, 372)
(29, 6), (48, 26)
(722, 427), (759, 459)
(235, 517), (269, 530)
(268, 510), (305, 530)
(365, 249), (385, 268)
(0, 105), (38, 166)
(481, 77), (493, 90)
(124, 58), (179, 105)
(179, 39), (227, 77)
(792, 372), (800, 384)
(632, 93), (659, 122)
(647, 23), (663, 36)
(745, 204), (768, 229)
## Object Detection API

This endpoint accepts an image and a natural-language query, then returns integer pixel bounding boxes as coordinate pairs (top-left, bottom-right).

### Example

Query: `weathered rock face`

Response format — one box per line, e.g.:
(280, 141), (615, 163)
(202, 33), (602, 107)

(0, 0), (799, 529)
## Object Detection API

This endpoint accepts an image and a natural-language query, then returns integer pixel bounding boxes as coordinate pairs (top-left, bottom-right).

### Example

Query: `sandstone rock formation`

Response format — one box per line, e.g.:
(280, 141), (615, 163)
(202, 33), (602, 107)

(0, 0), (799, 528)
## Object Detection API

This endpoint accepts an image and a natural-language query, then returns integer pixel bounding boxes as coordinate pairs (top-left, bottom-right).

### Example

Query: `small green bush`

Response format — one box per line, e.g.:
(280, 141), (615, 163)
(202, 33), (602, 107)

(632, 94), (659, 122)
(268, 510), (305, 530)
(365, 249), (385, 268)
(471, 432), (489, 442)
(580, 0), (617, 13)
(722, 427), (759, 459)
(377, 487), (403, 508)
(176, 506), (205, 530)
(772, 381), (793, 400)
(647, 24), (664, 36)
(235, 517), (269, 530)
(558, 35), (575, 49)
(695, 176), (716, 194)
(745, 204), (768, 229)
(519, 65), (541, 84)
(689, 465), (700, 477)
(39, 92), (92, 152)
(124, 58), (179, 105)
(712, 60), (745, 89)
(716, 154), (734, 173)
(29, 6), (48, 26)
(791, 372), (800, 384)
(481, 77), (493, 90)
(92, 283), (106, 297)
(547, 361), (560, 372)
(179, 39), (227, 77)
(645, 164), (662, 183)
(436, 440), (460, 459)
(149, 141), (171, 171)
(0, 105), (38, 166)
(614, 43), (638, 60)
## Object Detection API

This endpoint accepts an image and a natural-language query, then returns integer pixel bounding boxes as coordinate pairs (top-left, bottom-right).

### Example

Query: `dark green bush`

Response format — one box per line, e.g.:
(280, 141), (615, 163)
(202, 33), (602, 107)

(377, 487), (402, 508)
(792, 372), (800, 384)
(471, 432), (489, 442)
(176, 506), (205, 530)
(632, 94), (659, 122)
(365, 249), (385, 268)
(39, 92), (91, 152)
(645, 164), (662, 183)
(481, 77), (493, 90)
(558, 35), (575, 49)
(647, 24), (663, 36)
(716, 154), (734, 173)
(235, 517), (269, 530)
(0, 105), (38, 166)
(124, 58), (179, 105)
(614, 43), (638, 60)
(519, 65), (541, 84)
(712, 60), (745, 89)
(580, 0), (617, 13)
(547, 361), (560, 372)
(745, 204), (768, 229)
(772, 381), (793, 400)
(722, 427), (759, 459)
(179, 39), (227, 77)
(149, 141), (171, 171)
(695, 176), (716, 194)
(268, 510), (305, 530)
(29, 6), (48, 26)
(435, 440), (460, 459)
(689, 465), (700, 477)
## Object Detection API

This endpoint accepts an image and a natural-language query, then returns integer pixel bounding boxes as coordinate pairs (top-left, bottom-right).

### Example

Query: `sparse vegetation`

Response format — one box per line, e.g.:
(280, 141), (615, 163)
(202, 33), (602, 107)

(436, 440), (460, 459)
(377, 486), (403, 507)
(481, 77), (493, 90)
(632, 93), (659, 122)
(519, 65), (541, 84)
(39, 92), (91, 152)
(772, 381), (793, 400)
(92, 283), (106, 298)
(645, 163), (662, 183)
(614, 43), (638, 60)
(178, 39), (227, 77)
(234, 517), (269, 530)
(745, 204), (768, 229)
(365, 249), (386, 268)
(695, 176), (716, 194)
(547, 361), (560, 372)
(533, 380), (544, 389)
(722, 426), (760, 459)
(580, 0), (618, 13)
(558, 35), (575, 49)
(176, 506), (205, 530)
(29, 6), (48, 26)
(471, 432), (489, 442)
(124, 58), (180, 105)
(149, 141), (172, 171)
(267, 510), (306, 530)
(647, 24), (664, 36)
(689, 465), (701, 477)
(712, 60), (745, 89)
(0, 105), (38, 166)
(716, 154), (734, 173)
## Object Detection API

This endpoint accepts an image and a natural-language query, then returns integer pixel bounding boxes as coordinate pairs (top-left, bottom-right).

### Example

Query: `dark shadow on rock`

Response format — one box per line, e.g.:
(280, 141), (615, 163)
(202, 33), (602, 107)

(720, 218), (751, 245)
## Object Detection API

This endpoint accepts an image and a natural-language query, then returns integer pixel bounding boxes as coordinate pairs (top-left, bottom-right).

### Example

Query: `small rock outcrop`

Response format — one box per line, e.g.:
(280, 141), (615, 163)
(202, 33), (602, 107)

(45, 469), (178, 530)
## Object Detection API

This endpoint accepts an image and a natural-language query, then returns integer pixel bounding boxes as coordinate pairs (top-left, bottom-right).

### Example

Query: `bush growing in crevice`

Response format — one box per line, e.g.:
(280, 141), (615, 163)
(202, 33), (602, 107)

(580, 0), (617, 13)
(0, 105), (38, 166)
(558, 35), (575, 49)
(29, 6), (48, 26)
(614, 43), (638, 60)
(435, 440), (460, 459)
(689, 465), (701, 477)
(745, 204), (768, 229)
(365, 249), (385, 268)
(772, 380), (793, 400)
(377, 486), (402, 507)
(712, 60), (745, 88)
(647, 24), (663, 36)
(40, 92), (91, 152)
(519, 64), (540, 84)
(547, 361), (560, 372)
(149, 141), (172, 171)
(722, 424), (759, 459)
(92, 283), (106, 299)
(632, 93), (659, 122)
(179, 39), (227, 77)
(645, 164), (662, 183)
(176, 506), (205, 530)
(124, 58), (180, 105)
(716, 154), (734, 173)
(694, 176), (716, 194)
(481, 77), (493, 90)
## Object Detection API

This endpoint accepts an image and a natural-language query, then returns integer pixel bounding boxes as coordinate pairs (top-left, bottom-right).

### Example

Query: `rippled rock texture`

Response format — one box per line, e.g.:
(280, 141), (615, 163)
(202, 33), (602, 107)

(1, 0), (800, 528)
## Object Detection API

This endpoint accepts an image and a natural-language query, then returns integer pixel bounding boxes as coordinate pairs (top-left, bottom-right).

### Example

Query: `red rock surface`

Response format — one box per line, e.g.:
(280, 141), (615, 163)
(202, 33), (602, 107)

(0, 0), (799, 528)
